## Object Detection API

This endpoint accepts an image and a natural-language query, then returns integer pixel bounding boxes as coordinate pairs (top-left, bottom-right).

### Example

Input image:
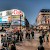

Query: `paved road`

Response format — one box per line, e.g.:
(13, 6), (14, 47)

(16, 39), (50, 50)
(0, 32), (50, 50)
(16, 33), (50, 50)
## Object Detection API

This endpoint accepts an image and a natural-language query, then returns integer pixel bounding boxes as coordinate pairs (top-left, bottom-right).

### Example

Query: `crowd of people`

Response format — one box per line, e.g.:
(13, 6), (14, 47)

(0, 28), (50, 50)
(1, 29), (34, 50)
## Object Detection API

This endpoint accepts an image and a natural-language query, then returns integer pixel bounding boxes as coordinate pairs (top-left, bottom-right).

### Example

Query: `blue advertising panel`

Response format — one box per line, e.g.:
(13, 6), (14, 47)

(17, 20), (25, 26)
(0, 17), (2, 22)
(21, 21), (25, 26)
(2, 16), (8, 21)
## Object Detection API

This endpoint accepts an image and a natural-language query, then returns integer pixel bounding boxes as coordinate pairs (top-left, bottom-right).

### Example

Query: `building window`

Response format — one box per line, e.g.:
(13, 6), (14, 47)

(45, 11), (47, 12)
(42, 21), (45, 24)
(48, 11), (49, 12)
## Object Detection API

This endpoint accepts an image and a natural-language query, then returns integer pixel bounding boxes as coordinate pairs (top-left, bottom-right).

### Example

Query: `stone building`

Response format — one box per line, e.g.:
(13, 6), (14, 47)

(36, 9), (50, 30)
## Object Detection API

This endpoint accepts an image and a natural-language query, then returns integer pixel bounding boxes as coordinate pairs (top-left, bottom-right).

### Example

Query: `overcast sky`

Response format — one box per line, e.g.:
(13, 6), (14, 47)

(0, 0), (50, 25)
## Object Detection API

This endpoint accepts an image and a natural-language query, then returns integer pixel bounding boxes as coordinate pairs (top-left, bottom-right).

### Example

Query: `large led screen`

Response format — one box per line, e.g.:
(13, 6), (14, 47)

(15, 20), (25, 26)
(12, 15), (24, 21)
(2, 16), (8, 21)
(0, 16), (11, 23)
(11, 20), (25, 26)
(0, 9), (25, 26)
(12, 15), (20, 21)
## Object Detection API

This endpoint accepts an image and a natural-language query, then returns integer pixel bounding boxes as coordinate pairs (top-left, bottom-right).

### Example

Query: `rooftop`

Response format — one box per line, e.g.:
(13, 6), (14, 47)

(40, 9), (50, 12)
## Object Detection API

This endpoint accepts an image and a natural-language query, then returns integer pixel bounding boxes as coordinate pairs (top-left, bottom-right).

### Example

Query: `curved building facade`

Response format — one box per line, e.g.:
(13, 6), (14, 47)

(36, 9), (50, 30)
(0, 9), (25, 30)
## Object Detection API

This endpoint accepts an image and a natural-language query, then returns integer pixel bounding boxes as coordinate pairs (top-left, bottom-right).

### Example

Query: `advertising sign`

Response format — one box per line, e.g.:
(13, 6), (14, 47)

(12, 15), (20, 20)
(12, 15), (24, 21)
(8, 16), (12, 22)
(2, 16), (8, 21)
(2, 23), (11, 28)
(0, 17), (2, 22)
(21, 17), (25, 21)
(17, 20), (25, 26)
(12, 9), (23, 16)
(21, 21), (25, 26)
(2, 11), (7, 16)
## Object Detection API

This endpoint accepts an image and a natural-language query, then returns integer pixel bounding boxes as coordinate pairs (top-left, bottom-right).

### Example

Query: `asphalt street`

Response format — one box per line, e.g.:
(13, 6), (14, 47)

(16, 33), (50, 50)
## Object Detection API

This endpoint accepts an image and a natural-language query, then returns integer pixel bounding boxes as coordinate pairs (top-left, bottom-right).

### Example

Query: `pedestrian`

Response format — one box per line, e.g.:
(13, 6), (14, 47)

(10, 43), (16, 50)
(28, 30), (30, 39)
(1, 46), (5, 50)
(42, 29), (45, 42)
(22, 29), (26, 40)
(20, 30), (23, 42)
(39, 36), (43, 45)
(16, 30), (20, 42)
(3, 42), (7, 47)
(46, 31), (49, 42)
(26, 31), (28, 39)
(26, 30), (30, 39)
(37, 45), (44, 50)
(31, 29), (34, 39)
(1, 43), (6, 50)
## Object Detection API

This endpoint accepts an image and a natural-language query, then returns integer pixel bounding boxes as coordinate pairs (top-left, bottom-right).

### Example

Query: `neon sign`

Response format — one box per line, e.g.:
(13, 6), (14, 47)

(12, 9), (23, 16)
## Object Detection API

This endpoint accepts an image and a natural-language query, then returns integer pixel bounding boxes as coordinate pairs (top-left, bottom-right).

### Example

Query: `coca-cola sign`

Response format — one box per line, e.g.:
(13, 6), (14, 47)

(12, 9), (23, 16)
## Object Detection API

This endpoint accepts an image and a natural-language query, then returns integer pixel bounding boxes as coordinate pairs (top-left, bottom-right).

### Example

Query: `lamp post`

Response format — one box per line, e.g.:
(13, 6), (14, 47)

(20, 15), (21, 32)
(20, 11), (23, 32)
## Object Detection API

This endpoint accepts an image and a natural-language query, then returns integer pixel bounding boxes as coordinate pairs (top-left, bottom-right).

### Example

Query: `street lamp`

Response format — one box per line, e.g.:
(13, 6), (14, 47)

(20, 11), (23, 32)
(20, 15), (21, 32)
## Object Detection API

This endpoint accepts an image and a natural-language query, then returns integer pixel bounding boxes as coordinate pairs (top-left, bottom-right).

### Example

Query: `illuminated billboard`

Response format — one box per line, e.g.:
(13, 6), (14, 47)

(21, 21), (25, 26)
(0, 16), (12, 23)
(8, 16), (12, 22)
(2, 16), (8, 21)
(12, 15), (24, 21)
(0, 9), (25, 26)
(12, 9), (23, 16)
(0, 17), (2, 22)
(2, 11), (7, 16)
(12, 15), (20, 20)
(11, 20), (25, 26)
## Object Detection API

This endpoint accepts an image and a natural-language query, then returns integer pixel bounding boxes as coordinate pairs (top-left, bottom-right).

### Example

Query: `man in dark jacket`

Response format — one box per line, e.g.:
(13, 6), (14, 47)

(31, 30), (34, 39)
(16, 30), (20, 42)
(39, 36), (43, 45)
(42, 29), (45, 42)
(20, 31), (23, 42)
